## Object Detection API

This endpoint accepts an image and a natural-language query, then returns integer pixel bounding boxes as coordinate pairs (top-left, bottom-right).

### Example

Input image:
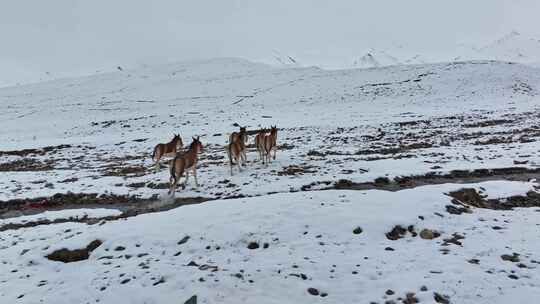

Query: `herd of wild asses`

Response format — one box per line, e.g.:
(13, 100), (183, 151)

(151, 126), (278, 195)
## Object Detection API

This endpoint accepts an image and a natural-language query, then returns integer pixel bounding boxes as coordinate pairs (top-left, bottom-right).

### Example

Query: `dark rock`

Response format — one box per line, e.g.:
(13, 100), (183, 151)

(247, 242), (259, 249)
(501, 253), (520, 263)
(184, 295), (197, 304)
(403, 292), (419, 304)
(420, 229), (440, 240)
(442, 233), (465, 246)
(433, 292), (450, 304)
(178, 236), (190, 245)
(386, 225), (407, 240)
(307, 288), (319, 296)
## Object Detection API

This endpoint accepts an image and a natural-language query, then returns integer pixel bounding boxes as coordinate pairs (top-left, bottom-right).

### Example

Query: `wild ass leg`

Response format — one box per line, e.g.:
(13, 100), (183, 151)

(168, 175), (177, 195)
(193, 166), (199, 188)
(241, 150), (247, 167)
(265, 146), (271, 166)
(238, 154), (243, 172)
(154, 155), (161, 172)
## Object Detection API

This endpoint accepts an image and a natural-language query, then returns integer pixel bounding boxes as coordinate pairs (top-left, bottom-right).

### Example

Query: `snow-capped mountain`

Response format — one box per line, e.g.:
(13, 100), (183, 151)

(352, 32), (540, 70)
(352, 49), (429, 69)
(352, 49), (400, 68)
(271, 50), (301, 67)
(475, 31), (540, 63)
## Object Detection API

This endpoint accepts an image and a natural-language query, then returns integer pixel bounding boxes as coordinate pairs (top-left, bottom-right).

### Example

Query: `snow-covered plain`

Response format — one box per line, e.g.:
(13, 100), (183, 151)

(1, 58), (540, 201)
(1, 58), (540, 303)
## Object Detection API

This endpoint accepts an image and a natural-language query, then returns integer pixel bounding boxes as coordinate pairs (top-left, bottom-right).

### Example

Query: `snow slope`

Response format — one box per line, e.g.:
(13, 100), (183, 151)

(1, 58), (540, 202)
(1, 58), (539, 149)
(1, 58), (540, 303)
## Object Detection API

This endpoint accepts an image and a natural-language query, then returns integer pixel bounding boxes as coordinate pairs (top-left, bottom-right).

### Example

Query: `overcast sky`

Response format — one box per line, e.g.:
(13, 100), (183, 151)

(1, 0), (539, 87)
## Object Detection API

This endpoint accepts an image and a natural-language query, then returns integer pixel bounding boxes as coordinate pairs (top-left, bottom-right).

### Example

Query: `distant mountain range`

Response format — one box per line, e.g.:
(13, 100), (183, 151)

(457, 31), (540, 63)
(271, 31), (540, 69)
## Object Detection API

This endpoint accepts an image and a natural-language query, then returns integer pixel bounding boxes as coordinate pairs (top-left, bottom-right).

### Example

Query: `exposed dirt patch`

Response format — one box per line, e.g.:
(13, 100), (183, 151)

(0, 144), (72, 157)
(278, 164), (318, 176)
(46, 239), (102, 263)
(326, 167), (540, 192)
(0, 192), (147, 214)
(447, 188), (540, 210)
(463, 119), (512, 128)
(102, 165), (148, 177)
(0, 195), (211, 231)
(0, 158), (55, 171)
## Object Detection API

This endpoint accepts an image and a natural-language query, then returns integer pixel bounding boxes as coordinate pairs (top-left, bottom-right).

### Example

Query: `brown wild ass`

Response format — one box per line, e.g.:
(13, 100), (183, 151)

(255, 126), (278, 165)
(229, 126), (247, 154)
(227, 128), (247, 175)
(168, 137), (203, 195)
(152, 134), (183, 170)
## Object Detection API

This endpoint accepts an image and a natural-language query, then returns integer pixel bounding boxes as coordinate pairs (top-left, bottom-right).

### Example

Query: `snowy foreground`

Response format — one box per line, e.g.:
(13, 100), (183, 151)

(1, 181), (540, 304)
(1, 58), (540, 303)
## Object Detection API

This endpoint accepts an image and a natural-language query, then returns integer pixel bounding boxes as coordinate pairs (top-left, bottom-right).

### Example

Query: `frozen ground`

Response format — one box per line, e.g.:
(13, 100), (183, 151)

(1, 58), (540, 303)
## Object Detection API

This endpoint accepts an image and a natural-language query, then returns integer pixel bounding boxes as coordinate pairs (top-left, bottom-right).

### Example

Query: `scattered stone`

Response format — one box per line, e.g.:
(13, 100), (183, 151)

(501, 253), (520, 263)
(184, 295), (197, 304)
(178, 236), (190, 245)
(433, 292), (450, 304)
(446, 205), (471, 215)
(508, 274), (519, 280)
(386, 289), (395, 295)
(403, 292), (419, 304)
(442, 233), (465, 246)
(386, 225), (407, 240)
(420, 229), (440, 240)
(114, 246), (126, 251)
(307, 288), (320, 296)
(290, 273), (308, 280)
(247, 242), (259, 250)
